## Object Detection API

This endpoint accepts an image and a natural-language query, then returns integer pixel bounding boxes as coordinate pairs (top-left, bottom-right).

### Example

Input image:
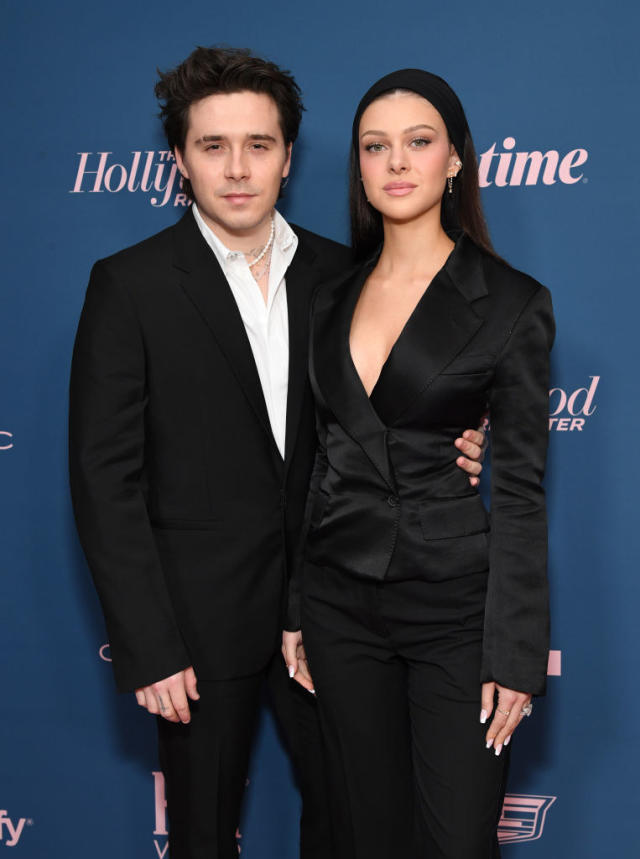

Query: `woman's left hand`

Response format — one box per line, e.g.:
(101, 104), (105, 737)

(282, 630), (315, 693)
(480, 682), (532, 756)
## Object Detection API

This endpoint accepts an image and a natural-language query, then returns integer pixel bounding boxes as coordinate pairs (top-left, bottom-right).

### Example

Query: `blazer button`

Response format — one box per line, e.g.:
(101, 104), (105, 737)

(387, 495), (399, 507)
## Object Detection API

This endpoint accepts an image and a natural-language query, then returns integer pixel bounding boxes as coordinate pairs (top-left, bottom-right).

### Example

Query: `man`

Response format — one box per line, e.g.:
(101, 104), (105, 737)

(69, 46), (485, 859)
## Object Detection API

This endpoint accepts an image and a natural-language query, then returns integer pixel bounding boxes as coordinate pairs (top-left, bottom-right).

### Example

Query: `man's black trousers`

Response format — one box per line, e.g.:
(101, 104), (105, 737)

(158, 650), (330, 858)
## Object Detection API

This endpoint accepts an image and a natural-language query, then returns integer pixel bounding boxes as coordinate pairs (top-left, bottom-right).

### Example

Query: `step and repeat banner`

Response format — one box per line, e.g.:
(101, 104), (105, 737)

(2, 1), (638, 857)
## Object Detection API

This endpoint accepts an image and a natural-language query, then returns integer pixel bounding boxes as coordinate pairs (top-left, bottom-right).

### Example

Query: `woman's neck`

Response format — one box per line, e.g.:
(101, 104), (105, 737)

(376, 209), (455, 280)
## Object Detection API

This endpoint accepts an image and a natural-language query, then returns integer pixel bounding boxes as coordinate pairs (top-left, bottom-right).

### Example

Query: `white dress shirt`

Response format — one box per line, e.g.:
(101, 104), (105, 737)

(191, 203), (298, 459)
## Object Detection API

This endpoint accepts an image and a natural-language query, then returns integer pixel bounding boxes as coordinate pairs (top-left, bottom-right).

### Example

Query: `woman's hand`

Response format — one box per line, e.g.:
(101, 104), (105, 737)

(480, 681), (532, 755)
(282, 630), (315, 693)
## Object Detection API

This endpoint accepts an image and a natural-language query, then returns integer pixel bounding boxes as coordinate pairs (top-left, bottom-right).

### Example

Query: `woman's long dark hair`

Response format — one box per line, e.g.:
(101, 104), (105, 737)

(350, 102), (497, 262)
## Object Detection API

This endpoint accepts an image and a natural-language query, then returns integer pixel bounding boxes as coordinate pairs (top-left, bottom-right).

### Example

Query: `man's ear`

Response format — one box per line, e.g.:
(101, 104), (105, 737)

(175, 148), (189, 179)
(283, 142), (293, 178)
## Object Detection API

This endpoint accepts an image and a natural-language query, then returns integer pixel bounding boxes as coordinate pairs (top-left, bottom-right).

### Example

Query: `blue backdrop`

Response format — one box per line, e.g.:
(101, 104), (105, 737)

(2, 1), (639, 856)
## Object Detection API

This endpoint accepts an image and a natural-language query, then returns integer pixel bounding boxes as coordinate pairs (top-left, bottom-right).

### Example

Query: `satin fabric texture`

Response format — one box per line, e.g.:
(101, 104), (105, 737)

(288, 233), (555, 696)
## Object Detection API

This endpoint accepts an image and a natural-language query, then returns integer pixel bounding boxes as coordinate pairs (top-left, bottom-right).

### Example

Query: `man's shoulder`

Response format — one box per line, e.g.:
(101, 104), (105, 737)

(291, 223), (354, 271)
(95, 221), (179, 278)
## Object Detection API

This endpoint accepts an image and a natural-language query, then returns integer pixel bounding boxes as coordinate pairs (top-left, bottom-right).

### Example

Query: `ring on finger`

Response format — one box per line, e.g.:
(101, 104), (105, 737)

(521, 702), (533, 717)
(496, 707), (511, 716)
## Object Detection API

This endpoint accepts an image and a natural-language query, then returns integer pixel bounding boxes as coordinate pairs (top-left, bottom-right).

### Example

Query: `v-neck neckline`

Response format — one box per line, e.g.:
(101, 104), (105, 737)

(347, 243), (456, 405)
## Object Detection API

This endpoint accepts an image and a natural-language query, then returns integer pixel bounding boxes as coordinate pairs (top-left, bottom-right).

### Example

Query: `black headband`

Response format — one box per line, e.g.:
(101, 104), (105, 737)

(352, 68), (468, 168)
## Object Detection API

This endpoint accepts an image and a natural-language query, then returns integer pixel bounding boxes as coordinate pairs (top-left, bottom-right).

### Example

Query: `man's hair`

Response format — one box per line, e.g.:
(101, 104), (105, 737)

(155, 46), (304, 199)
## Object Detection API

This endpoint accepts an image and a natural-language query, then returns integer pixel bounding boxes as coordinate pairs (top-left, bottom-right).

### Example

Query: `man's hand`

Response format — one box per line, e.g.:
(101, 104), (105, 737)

(282, 630), (315, 693)
(455, 426), (488, 487)
(135, 666), (200, 724)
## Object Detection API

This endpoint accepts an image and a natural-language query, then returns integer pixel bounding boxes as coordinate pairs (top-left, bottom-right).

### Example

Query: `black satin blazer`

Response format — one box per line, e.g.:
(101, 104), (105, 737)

(288, 234), (555, 696)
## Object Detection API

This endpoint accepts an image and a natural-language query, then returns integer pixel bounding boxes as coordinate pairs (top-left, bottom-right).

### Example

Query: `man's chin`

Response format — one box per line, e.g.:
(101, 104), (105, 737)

(216, 211), (272, 236)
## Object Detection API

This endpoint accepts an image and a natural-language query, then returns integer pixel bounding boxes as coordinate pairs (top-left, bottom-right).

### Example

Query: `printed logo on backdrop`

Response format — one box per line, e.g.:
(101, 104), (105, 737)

(549, 376), (599, 432)
(498, 794), (556, 843)
(482, 376), (599, 434)
(0, 431), (13, 451)
(69, 137), (588, 207)
(479, 137), (588, 186)
(70, 151), (189, 208)
(152, 772), (245, 856)
(0, 809), (33, 847)
(547, 650), (561, 676)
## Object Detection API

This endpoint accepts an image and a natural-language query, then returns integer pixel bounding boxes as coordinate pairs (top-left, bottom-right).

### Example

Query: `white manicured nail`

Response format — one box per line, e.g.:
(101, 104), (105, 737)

(486, 738), (494, 749)
(288, 665), (295, 679)
(480, 709), (488, 724)
(504, 735), (511, 746)
(494, 743), (503, 756)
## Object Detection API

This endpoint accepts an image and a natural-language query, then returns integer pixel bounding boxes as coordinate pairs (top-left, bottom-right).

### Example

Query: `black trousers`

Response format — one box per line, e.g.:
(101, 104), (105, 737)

(157, 649), (331, 859)
(302, 562), (509, 859)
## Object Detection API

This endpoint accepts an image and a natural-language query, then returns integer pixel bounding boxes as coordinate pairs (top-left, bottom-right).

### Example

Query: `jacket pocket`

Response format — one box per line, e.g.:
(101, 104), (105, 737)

(419, 494), (489, 541)
(441, 352), (496, 375)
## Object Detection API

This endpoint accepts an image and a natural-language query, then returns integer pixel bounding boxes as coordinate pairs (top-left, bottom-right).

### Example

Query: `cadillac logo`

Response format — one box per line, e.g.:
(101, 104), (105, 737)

(498, 793), (556, 843)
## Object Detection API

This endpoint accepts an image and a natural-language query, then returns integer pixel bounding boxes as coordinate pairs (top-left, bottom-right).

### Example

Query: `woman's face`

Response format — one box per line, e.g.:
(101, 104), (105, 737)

(358, 91), (459, 223)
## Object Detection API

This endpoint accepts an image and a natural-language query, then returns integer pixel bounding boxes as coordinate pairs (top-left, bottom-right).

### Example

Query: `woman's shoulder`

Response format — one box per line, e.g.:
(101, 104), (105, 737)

(467, 241), (554, 348)
(474, 238), (550, 304)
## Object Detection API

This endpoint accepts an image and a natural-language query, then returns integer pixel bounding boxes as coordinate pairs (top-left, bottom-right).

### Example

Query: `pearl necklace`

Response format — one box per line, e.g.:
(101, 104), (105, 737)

(247, 216), (275, 270)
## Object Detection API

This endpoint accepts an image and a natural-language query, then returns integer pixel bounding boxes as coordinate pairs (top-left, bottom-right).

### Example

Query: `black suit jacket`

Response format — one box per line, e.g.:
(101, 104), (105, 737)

(288, 234), (555, 696)
(69, 209), (352, 692)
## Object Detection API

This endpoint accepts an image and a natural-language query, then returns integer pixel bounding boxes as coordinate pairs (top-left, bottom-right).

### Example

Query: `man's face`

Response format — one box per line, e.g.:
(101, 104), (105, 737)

(175, 90), (292, 242)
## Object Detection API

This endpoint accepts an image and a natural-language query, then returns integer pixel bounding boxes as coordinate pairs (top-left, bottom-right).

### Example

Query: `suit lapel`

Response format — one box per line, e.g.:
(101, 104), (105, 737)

(171, 211), (275, 447)
(312, 264), (396, 490)
(371, 234), (488, 424)
(371, 266), (485, 424)
(283, 239), (317, 470)
(312, 234), (489, 482)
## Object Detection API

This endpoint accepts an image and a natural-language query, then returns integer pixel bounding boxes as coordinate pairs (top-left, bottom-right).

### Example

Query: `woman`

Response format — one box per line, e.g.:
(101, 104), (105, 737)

(283, 69), (554, 859)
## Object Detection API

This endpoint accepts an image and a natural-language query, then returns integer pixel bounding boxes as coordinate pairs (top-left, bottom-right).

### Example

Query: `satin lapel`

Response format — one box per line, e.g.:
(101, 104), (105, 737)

(283, 241), (317, 471)
(172, 212), (274, 444)
(371, 250), (485, 425)
(312, 265), (395, 490)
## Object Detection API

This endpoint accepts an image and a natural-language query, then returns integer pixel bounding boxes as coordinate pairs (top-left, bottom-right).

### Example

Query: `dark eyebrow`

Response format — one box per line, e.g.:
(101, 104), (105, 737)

(195, 135), (224, 144)
(194, 133), (277, 145)
(360, 124), (438, 139)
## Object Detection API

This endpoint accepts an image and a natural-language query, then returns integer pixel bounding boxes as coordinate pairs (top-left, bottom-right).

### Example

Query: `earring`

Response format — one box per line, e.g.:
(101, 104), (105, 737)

(447, 175), (453, 195)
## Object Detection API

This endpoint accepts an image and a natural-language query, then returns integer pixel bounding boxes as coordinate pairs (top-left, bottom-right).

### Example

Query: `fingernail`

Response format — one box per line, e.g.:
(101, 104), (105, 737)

(480, 709), (488, 724)
(310, 689), (316, 695)
(288, 665), (295, 679)
(486, 738), (494, 749)
(504, 735), (511, 746)
(494, 743), (503, 756)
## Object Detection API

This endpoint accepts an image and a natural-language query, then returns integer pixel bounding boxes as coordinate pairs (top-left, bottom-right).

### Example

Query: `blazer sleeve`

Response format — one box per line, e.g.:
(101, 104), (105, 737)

(284, 415), (328, 631)
(69, 260), (190, 692)
(481, 284), (555, 696)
